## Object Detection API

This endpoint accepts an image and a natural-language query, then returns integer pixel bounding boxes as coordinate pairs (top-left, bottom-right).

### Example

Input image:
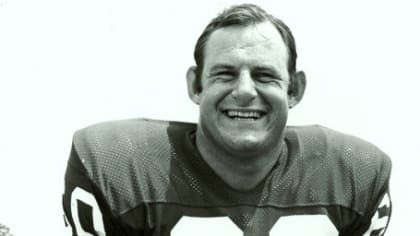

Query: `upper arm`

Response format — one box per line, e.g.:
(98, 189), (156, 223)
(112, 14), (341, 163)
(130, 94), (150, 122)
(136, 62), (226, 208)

(362, 154), (392, 236)
(62, 144), (112, 236)
(362, 189), (392, 236)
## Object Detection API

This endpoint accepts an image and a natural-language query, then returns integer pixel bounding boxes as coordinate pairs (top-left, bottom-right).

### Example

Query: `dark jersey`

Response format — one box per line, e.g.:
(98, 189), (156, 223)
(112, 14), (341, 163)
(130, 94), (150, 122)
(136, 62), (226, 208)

(62, 118), (392, 236)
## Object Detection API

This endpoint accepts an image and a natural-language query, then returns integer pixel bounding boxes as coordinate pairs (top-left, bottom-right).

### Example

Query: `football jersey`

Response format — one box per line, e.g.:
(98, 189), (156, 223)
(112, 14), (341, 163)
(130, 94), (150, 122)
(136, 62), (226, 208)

(62, 118), (392, 236)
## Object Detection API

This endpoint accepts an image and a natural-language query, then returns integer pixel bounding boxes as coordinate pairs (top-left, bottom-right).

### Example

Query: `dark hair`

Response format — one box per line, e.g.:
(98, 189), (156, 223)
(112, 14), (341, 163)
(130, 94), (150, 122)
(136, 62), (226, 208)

(193, 4), (298, 91)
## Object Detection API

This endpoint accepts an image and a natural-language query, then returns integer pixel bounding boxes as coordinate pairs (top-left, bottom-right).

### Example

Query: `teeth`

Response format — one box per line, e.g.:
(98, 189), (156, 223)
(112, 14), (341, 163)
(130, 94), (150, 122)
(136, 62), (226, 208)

(226, 110), (262, 119)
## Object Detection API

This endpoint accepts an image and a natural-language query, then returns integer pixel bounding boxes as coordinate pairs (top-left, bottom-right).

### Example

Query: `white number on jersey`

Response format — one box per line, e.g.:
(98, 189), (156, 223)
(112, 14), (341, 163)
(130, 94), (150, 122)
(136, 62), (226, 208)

(271, 215), (338, 235)
(66, 189), (390, 235)
(173, 217), (242, 235)
(69, 187), (106, 236)
(173, 215), (338, 236)
(363, 193), (391, 236)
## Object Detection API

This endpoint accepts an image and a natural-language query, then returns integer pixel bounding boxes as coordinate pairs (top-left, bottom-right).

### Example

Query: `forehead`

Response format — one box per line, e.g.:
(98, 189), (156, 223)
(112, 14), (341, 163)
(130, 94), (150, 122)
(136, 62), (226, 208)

(204, 21), (289, 68)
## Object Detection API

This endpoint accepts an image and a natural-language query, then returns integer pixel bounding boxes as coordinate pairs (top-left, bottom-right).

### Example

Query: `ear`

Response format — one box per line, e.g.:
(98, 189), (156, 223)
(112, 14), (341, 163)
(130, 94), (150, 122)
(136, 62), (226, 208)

(288, 71), (306, 108)
(186, 66), (201, 104)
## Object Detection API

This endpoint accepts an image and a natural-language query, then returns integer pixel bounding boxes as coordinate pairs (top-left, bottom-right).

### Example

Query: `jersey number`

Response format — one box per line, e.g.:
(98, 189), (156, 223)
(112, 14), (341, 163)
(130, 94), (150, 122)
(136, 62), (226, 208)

(173, 215), (338, 235)
(70, 187), (106, 236)
(363, 193), (391, 236)
(67, 188), (390, 236)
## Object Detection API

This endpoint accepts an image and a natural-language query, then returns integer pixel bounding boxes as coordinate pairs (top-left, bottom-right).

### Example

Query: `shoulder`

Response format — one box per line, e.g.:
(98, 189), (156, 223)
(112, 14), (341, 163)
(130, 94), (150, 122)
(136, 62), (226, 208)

(74, 118), (184, 144)
(284, 125), (392, 215)
(73, 118), (196, 156)
(72, 118), (197, 171)
(285, 125), (392, 172)
(69, 118), (197, 213)
(71, 118), (197, 186)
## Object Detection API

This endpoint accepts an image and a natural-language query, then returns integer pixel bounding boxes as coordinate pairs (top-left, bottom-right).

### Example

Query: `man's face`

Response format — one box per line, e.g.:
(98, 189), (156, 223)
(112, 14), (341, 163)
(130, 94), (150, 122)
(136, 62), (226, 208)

(196, 21), (291, 155)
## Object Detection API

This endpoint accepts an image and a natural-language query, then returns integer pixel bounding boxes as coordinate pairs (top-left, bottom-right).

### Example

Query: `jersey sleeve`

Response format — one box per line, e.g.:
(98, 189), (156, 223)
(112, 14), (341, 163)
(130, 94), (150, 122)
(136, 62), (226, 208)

(62, 144), (130, 236)
(347, 151), (392, 236)
(361, 188), (392, 236)
(362, 150), (392, 236)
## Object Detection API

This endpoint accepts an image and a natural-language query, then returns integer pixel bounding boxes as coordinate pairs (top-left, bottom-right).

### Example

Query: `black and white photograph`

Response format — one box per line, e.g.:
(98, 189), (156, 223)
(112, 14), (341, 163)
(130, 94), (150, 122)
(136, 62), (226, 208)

(0, 0), (418, 235)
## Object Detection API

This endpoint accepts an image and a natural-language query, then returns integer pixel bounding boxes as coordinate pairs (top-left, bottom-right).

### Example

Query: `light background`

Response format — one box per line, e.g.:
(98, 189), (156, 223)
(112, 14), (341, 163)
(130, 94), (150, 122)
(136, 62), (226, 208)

(0, 0), (418, 235)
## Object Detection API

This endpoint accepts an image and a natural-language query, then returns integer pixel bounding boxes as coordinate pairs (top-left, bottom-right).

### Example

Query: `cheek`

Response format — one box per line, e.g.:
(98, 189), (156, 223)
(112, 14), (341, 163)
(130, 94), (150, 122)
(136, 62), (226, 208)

(260, 86), (289, 106)
(199, 84), (232, 106)
(198, 91), (220, 116)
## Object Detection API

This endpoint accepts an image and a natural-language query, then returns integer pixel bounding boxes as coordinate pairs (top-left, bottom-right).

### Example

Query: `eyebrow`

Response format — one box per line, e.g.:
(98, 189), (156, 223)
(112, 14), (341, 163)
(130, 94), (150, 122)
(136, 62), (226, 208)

(253, 66), (285, 79)
(253, 65), (279, 73)
(209, 64), (279, 72)
(209, 64), (237, 72)
(208, 64), (285, 79)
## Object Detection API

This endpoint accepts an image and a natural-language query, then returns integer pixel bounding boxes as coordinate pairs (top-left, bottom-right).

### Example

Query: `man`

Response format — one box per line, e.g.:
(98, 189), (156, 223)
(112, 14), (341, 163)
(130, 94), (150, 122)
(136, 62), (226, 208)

(63, 4), (392, 236)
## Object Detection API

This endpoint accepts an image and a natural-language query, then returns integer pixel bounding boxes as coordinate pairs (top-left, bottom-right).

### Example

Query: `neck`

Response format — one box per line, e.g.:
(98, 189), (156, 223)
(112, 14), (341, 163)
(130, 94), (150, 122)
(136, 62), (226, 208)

(195, 128), (284, 191)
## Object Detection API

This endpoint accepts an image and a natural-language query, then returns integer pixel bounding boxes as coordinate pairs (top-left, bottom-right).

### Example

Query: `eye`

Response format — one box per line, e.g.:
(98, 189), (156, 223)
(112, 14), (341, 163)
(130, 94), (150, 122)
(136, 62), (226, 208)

(253, 71), (278, 83)
(213, 71), (237, 81)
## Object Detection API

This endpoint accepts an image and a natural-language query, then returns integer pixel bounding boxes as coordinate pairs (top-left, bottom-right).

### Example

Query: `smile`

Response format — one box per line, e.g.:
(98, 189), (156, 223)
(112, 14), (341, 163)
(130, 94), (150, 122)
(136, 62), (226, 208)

(223, 109), (266, 120)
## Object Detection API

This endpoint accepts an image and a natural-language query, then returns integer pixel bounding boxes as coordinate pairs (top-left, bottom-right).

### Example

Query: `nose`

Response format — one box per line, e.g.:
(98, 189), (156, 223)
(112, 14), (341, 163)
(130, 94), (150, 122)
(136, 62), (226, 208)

(231, 71), (257, 106)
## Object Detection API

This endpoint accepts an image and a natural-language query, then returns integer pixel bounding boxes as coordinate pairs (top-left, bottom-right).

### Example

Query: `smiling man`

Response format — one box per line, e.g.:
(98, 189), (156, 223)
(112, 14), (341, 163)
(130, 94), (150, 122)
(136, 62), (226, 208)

(63, 4), (392, 236)
(186, 19), (304, 191)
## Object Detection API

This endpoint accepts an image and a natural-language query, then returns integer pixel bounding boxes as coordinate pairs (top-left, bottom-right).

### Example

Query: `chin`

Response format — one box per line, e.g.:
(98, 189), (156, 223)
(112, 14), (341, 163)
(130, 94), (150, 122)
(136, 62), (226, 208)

(227, 135), (265, 153)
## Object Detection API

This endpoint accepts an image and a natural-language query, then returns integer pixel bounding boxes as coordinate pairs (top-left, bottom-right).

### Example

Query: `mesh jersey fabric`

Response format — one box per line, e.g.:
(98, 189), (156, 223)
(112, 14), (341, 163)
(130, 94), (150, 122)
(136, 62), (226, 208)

(63, 118), (392, 236)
